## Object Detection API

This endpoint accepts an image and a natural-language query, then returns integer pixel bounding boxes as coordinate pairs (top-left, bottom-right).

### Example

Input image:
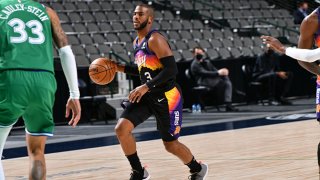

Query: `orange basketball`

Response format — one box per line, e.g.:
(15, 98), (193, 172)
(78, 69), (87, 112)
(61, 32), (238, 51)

(89, 57), (116, 85)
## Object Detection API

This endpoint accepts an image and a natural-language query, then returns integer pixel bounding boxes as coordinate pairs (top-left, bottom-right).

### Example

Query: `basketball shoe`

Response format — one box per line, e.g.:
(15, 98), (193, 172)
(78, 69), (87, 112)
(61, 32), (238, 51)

(130, 168), (150, 180)
(188, 163), (208, 180)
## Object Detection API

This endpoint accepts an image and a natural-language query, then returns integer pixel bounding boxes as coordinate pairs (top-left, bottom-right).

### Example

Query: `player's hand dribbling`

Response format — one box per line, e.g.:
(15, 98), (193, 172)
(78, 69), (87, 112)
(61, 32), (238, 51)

(65, 98), (81, 127)
(129, 84), (149, 103)
(108, 59), (124, 73)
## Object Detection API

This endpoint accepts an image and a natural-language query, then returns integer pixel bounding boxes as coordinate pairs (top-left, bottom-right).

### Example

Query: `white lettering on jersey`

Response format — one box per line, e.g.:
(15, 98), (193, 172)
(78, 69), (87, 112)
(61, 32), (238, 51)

(135, 53), (146, 68)
(174, 111), (180, 125)
(0, 4), (48, 21)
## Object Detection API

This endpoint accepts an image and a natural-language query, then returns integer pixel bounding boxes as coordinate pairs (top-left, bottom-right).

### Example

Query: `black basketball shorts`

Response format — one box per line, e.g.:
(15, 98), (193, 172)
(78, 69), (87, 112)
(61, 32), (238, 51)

(120, 86), (183, 142)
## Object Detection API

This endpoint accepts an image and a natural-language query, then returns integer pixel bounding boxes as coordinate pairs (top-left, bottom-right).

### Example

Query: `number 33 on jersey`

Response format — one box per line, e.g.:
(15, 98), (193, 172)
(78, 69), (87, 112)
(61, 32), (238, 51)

(0, 0), (54, 72)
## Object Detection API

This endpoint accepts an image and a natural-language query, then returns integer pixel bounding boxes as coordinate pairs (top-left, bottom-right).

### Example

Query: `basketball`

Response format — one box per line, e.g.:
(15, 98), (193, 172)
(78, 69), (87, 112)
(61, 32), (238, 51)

(89, 57), (117, 85)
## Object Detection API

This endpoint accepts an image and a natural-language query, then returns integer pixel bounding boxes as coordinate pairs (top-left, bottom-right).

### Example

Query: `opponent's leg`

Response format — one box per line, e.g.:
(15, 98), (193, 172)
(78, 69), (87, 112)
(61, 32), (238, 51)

(26, 134), (47, 180)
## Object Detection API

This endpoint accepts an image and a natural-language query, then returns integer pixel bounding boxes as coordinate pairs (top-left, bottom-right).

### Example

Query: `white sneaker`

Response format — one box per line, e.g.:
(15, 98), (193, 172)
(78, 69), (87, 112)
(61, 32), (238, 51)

(130, 168), (150, 180)
(188, 163), (208, 180)
(142, 168), (150, 180)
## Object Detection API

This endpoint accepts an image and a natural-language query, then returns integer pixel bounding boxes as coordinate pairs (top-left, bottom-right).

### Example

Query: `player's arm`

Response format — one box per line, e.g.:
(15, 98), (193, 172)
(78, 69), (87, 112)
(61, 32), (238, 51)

(262, 35), (320, 62)
(145, 33), (178, 90)
(47, 7), (79, 98)
(297, 12), (320, 75)
(46, 7), (81, 127)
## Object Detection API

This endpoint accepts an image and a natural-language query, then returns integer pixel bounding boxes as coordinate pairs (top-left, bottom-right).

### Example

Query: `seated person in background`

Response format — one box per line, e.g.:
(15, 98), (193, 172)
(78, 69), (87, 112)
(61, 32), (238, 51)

(190, 47), (238, 112)
(293, 0), (309, 24)
(252, 47), (293, 105)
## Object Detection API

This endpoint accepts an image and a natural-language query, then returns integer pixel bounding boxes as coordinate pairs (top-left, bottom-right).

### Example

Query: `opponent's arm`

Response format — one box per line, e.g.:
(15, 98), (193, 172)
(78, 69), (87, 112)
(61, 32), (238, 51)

(47, 7), (79, 98)
(261, 35), (320, 63)
(285, 47), (320, 62)
(297, 12), (320, 75)
(47, 7), (81, 127)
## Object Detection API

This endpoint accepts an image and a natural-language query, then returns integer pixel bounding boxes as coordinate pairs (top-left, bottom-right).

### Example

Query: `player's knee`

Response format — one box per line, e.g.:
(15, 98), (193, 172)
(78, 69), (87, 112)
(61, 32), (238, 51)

(29, 148), (44, 157)
(114, 124), (123, 136)
(114, 118), (133, 137)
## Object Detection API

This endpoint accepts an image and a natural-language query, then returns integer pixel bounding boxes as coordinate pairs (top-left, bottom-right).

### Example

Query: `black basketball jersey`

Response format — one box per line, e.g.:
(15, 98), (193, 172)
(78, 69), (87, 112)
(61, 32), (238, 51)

(133, 29), (175, 93)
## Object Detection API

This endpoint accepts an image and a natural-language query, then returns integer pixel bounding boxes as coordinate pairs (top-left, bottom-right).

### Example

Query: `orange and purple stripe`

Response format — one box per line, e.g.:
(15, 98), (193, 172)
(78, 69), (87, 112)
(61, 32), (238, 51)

(165, 87), (183, 138)
(135, 51), (163, 71)
(165, 87), (182, 112)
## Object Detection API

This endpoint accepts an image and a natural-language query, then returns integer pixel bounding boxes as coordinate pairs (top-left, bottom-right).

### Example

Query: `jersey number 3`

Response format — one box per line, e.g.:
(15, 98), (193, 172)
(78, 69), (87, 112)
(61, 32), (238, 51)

(8, 18), (45, 44)
(145, 72), (152, 81)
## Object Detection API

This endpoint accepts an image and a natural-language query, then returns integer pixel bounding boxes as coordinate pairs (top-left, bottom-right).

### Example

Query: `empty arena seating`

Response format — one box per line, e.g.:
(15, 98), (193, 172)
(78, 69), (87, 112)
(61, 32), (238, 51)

(41, 0), (300, 66)
(165, 0), (299, 59)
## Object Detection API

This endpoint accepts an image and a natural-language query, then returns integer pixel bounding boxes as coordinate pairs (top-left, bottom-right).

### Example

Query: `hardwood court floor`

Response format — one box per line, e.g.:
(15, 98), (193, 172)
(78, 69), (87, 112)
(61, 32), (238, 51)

(3, 120), (319, 180)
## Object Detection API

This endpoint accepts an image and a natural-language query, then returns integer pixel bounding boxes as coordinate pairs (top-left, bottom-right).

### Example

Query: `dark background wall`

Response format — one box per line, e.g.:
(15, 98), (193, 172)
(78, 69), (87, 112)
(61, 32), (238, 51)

(50, 56), (315, 124)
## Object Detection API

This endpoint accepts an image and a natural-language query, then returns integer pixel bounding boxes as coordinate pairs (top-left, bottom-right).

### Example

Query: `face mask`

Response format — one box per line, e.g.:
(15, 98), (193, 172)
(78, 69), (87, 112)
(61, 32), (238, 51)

(196, 54), (203, 60)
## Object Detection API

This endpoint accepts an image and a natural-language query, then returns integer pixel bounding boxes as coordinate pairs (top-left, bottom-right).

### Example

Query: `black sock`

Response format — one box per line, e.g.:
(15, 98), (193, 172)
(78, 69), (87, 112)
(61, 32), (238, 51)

(126, 152), (143, 173)
(186, 156), (202, 173)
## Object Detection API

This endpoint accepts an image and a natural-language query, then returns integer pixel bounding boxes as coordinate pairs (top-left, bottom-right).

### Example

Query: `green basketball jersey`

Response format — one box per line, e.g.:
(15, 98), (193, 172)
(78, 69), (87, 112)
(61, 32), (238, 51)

(0, 0), (54, 72)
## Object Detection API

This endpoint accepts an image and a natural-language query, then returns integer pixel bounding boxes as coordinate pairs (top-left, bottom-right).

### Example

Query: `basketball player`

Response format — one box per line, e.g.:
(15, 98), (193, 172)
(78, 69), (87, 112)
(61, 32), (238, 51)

(113, 4), (208, 180)
(0, 0), (81, 179)
(261, 6), (320, 173)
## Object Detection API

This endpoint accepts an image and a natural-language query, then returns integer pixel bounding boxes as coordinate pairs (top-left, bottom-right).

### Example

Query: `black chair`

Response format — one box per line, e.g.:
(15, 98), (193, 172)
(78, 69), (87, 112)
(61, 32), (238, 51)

(185, 69), (221, 111)
(80, 95), (113, 124)
(241, 64), (265, 105)
(79, 79), (114, 124)
(181, 50), (194, 61)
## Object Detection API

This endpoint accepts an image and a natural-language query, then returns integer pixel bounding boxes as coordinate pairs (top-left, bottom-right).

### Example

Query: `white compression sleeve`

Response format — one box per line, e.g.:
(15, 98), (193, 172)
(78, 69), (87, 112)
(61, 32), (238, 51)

(0, 126), (12, 180)
(285, 47), (320, 62)
(58, 45), (80, 99)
